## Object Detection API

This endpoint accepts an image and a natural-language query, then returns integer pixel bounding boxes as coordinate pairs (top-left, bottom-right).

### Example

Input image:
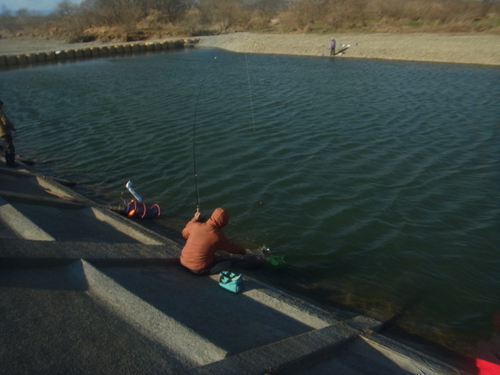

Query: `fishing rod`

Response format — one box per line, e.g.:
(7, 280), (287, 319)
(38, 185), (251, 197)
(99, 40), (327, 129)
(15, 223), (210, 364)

(190, 54), (274, 260)
(192, 54), (257, 213)
(244, 54), (256, 132)
(192, 56), (217, 213)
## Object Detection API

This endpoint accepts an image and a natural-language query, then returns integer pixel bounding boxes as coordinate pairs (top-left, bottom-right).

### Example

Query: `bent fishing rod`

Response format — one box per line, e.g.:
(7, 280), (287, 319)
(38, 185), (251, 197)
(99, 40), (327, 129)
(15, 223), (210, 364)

(192, 56), (217, 213)
(245, 53), (256, 132)
(191, 54), (257, 214)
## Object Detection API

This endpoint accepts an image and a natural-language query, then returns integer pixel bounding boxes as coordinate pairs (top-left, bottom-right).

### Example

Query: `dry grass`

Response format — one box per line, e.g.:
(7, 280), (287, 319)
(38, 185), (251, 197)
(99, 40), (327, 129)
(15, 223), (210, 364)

(0, 0), (499, 42)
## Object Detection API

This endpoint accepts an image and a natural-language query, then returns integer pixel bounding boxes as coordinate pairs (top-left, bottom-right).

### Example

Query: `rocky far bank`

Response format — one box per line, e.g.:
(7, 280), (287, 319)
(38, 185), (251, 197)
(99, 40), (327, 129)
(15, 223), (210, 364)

(0, 32), (499, 66)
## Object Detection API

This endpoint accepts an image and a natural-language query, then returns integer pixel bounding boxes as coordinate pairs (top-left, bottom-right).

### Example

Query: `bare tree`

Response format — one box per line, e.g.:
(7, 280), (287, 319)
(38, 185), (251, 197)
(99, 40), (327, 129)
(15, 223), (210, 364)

(480, 0), (497, 17)
(198, 0), (248, 33)
(289, 0), (328, 31)
(56, 0), (79, 17)
(145, 0), (192, 22)
(324, 0), (368, 28)
(1, 4), (12, 16)
(0, 5), (16, 33)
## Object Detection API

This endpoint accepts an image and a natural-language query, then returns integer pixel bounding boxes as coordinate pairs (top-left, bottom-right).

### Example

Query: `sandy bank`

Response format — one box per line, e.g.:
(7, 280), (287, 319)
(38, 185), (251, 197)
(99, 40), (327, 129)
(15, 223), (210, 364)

(199, 32), (500, 66)
(1, 32), (499, 66)
(0, 37), (174, 56)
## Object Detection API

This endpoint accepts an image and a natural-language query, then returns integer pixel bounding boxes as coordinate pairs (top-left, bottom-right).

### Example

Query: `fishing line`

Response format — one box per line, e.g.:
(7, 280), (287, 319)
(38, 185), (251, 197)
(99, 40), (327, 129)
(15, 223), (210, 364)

(192, 56), (217, 213)
(244, 54), (256, 132)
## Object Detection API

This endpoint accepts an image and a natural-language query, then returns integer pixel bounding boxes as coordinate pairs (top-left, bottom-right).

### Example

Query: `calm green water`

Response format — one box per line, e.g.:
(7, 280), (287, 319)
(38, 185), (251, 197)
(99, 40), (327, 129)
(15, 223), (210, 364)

(1, 49), (499, 356)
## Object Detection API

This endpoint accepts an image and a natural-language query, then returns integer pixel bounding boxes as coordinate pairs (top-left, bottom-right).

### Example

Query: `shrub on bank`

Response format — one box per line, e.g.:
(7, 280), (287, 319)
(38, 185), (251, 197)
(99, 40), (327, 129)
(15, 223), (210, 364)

(0, 0), (499, 41)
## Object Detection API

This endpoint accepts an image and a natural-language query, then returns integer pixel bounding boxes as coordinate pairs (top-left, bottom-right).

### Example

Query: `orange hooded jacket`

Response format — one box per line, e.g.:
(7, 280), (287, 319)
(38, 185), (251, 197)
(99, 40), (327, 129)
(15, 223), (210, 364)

(180, 207), (246, 271)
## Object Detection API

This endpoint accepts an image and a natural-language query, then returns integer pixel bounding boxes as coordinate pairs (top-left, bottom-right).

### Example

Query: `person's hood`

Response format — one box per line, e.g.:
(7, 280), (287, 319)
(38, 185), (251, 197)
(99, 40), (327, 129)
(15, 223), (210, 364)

(207, 207), (229, 228)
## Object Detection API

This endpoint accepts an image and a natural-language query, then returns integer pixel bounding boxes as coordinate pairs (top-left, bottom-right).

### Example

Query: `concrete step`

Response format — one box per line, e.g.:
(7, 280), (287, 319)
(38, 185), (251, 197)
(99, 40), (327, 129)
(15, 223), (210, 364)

(81, 259), (227, 367)
(0, 260), (194, 374)
(0, 163), (174, 245)
(0, 194), (175, 245)
(0, 164), (473, 375)
(1, 258), (349, 372)
(347, 334), (471, 375)
(0, 257), (473, 375)
(186, 316), (383, 375)
(0, 195), (55, 241)
(0, 238), (180, 264)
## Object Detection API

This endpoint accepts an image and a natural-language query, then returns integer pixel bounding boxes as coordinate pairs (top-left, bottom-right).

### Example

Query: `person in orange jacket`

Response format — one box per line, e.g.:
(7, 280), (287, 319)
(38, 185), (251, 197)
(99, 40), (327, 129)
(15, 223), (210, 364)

(180, 207), (249, 275)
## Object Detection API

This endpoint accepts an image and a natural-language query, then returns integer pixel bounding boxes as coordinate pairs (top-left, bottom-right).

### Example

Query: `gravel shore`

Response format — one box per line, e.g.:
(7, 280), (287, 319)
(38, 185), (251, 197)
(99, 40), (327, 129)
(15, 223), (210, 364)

(1, 32), (499, 66)
(199, 32), (500, 66)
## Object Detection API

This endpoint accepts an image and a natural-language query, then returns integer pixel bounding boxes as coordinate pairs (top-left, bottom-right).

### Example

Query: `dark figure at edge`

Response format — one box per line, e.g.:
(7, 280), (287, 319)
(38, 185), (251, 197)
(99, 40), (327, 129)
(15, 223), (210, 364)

(0, 100), (17, 168)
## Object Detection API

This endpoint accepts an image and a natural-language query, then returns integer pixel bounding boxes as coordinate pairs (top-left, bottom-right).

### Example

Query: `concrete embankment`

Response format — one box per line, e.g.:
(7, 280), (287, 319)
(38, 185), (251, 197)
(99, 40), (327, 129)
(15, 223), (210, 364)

(0, 154), (476, 374)
(0, 38), (199, 68)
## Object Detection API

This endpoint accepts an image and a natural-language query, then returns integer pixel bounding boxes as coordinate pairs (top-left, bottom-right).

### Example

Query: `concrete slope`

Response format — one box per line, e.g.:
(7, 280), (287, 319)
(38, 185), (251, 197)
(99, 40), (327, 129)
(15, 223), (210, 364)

(0, 160), (474, 375)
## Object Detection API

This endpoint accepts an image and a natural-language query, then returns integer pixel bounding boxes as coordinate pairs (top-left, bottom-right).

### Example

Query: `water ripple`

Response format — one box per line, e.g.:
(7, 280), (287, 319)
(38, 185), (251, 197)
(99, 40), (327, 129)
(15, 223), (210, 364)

(3, 51), (499, 356)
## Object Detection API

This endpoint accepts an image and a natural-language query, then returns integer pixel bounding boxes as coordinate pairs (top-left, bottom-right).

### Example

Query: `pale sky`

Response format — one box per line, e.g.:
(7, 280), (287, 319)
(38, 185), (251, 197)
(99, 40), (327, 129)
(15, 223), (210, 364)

(1, 0), (68, 13)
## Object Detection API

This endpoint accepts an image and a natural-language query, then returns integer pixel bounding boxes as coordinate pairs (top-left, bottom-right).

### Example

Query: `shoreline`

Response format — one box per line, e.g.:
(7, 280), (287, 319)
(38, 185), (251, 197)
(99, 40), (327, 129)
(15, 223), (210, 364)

(1, 32), (499, 66)
(1, 32), (493, 365)
(198, 32), (500, 66)
(0, 164), (473, 375)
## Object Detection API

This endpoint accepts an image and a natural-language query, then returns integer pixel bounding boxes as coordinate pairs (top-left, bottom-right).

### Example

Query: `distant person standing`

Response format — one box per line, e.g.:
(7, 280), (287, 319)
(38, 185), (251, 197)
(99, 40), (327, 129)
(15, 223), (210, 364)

(330, 38), (336, 56)
(0, 100), (17, 167)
